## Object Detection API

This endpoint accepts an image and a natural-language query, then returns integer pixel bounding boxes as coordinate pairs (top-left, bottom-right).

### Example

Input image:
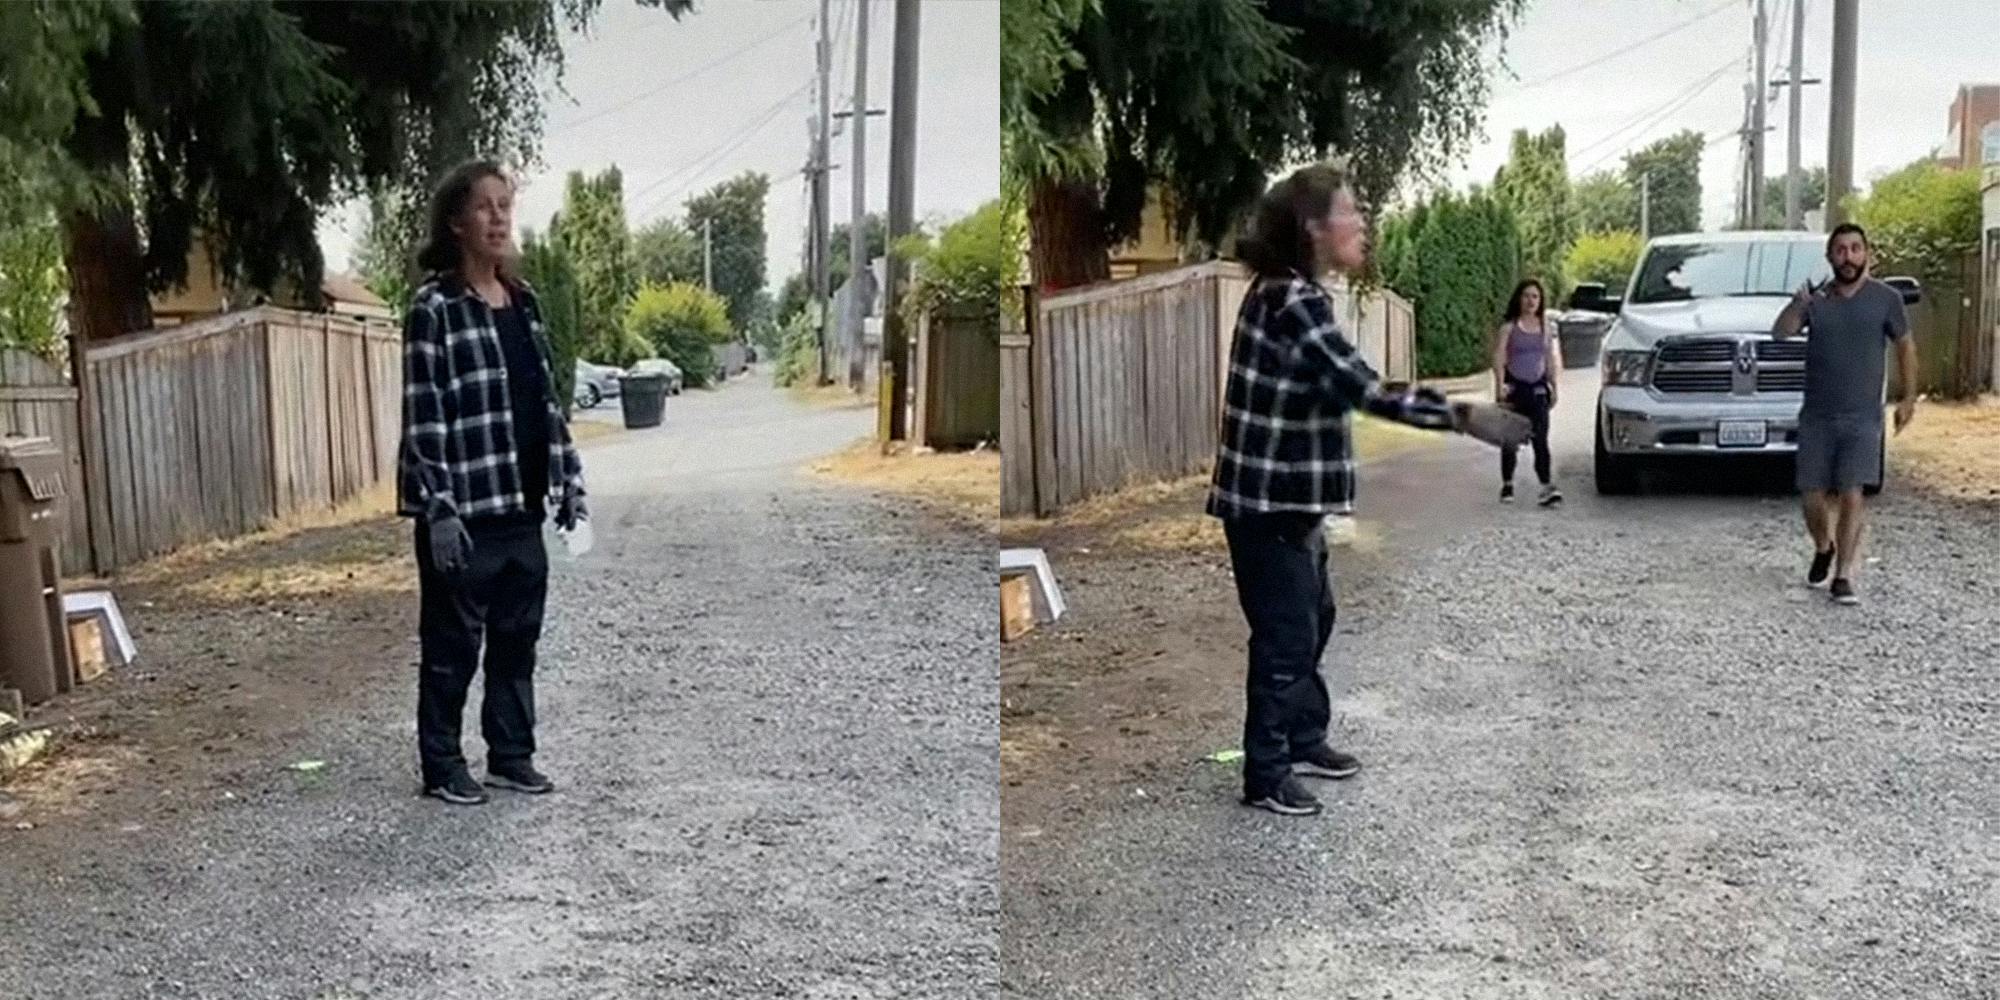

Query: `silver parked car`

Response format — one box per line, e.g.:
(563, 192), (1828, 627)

(1586, 230), (1920, 496)
(573, 360), (625, 409)
(627, 358), (684, 395)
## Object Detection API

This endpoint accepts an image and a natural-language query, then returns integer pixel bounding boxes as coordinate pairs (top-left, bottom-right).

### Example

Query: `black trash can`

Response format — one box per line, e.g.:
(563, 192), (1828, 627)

(1557, 313), (1611, 370)
(619, 372), (668, 429)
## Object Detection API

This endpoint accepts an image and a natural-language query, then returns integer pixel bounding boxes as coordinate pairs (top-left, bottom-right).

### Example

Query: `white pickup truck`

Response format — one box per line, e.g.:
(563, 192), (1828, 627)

(1578, 230), (1921, 496)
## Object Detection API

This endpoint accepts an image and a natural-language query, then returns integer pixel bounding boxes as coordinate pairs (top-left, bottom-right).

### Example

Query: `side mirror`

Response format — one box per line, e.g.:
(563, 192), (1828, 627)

(1882, 275), (1922, 306)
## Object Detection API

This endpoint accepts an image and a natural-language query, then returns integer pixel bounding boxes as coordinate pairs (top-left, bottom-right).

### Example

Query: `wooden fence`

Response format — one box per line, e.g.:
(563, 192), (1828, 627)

(0, 307), (403, 575)
(1902, 254), (1987, 400)
(1000, 261), (1415, 518)
(0, 349), (91, 571)
(915, 307), (999, 449)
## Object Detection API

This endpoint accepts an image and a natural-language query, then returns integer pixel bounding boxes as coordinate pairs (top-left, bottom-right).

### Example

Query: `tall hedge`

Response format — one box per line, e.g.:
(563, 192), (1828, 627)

(519, 228), (583, 414)
(1391, 189), (1520, 378)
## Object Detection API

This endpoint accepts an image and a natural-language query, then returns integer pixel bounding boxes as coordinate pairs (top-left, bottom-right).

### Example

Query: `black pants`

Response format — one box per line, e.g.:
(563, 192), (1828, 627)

(1501, 379), (1553, 485)
(1223, 513), (1336, 795)
(415, 519), (549, 784)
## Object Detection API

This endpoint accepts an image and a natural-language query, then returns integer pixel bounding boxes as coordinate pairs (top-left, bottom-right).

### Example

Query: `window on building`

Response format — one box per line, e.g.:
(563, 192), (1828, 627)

(1982, 121), (2000, 164)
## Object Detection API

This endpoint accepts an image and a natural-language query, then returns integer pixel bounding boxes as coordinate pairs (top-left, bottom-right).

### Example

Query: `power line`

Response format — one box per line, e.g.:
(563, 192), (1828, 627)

(544, 16), (813, 138)
(630, 76), (817, 223)
(1509, 0), (1736, 91)
(1572, 57), (1739, 173)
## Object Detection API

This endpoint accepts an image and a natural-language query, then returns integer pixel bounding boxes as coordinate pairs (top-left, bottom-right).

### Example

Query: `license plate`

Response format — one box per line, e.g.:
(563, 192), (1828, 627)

(1717, 420), (1768, 448)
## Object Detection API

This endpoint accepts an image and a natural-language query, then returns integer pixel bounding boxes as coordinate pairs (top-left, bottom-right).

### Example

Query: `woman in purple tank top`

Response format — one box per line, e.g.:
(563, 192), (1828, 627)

(1489, 279), (1564, 506)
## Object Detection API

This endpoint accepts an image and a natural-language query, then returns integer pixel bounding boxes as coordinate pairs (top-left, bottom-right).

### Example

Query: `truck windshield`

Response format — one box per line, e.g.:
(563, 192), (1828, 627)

(1629, 241), (1833, 304)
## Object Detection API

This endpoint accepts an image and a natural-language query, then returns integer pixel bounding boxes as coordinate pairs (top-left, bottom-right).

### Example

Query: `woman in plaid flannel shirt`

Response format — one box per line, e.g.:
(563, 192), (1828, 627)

(1210, 162), (1527, 816)
(398, 161), (587, 806)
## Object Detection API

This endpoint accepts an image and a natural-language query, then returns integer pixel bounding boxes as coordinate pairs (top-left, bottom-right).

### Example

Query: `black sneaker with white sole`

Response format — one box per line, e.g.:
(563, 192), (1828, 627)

(1808, 547), (1836, 588)
(424, 768), (489, 806)
(1500, 483), (1515, 504)
(1830, 578), (1859, 605)
(486, 762), (556, 794)
(1292, 745), (1362, 780)
(1243, 775), (1324, 816)
(1538, 484), (1563, 508)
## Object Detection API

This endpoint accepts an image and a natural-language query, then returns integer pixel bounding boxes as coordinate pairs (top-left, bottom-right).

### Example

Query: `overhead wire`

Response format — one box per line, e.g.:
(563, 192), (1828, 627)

(545, 15), (813, 139)
(1507, 0), (1737, 92)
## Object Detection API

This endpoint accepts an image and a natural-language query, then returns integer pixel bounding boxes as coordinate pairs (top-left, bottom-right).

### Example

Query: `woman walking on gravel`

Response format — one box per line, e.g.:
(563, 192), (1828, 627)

(1491, 279), (1564, 507)
(398, 160), (588, 805)
(1208, 161), (1529, 817)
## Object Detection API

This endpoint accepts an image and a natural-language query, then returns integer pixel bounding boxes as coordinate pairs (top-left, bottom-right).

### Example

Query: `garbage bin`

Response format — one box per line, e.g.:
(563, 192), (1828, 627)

(1558, 312), (1611, 370)
(0, 436), (72, 707)
(619, 372), (668, 429)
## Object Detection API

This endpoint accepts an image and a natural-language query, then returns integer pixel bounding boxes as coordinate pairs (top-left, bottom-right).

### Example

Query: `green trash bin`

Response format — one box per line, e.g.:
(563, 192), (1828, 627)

(619, 372), (668, 429)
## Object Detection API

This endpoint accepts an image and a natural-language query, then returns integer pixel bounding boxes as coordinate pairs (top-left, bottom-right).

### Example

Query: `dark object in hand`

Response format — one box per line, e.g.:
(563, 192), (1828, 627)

(1451, 401), (1534, 449)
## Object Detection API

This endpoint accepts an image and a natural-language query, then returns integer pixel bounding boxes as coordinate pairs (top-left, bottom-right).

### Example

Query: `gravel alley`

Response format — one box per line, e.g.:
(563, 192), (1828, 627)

(1001, 366), (2000, 999)
(1, 372), (997, 1000)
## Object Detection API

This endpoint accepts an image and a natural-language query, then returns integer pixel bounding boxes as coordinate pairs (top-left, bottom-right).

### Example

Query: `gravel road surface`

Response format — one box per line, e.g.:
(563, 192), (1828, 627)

(1002, 367), (2000, 998)
(1, 373), (997, 999)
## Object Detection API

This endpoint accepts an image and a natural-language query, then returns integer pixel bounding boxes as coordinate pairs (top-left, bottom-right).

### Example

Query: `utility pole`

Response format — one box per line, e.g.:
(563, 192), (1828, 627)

(881, 0), (920, 443)
(1748, 0), (1768, 227)
(702, 217), (713, 291)
(845, 0), (870, 392)
(1640, 172), (1652, 242)
(1785, 0), (1806, 228)
(1737, 82), (1753, 228)
(1827, 0), (1858, 229)
(813, 0), (834, 384)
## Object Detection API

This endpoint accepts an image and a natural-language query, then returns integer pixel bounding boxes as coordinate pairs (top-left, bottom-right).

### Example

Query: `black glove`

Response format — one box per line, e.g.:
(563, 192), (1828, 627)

(555, 493), (588, 531)
(428, 514), (473, 576)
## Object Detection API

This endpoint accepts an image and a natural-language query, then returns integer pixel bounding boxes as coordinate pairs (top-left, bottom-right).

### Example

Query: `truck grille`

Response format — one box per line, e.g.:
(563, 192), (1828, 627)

(1648, 336), (1804, 395)
(1652, 370), (1735, 393)
(1756, 340), (1808, 362)
(1657, 340), (1736, 364)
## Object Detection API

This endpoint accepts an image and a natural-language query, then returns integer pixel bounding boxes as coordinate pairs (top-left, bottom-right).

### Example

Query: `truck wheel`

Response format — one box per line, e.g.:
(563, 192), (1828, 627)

(1594, 410), (1639, 495)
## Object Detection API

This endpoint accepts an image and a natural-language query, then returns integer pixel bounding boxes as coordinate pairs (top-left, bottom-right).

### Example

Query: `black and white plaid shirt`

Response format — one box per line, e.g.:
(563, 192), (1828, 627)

(1207, 272), (1456, 520)
(398, 275), (586, 524)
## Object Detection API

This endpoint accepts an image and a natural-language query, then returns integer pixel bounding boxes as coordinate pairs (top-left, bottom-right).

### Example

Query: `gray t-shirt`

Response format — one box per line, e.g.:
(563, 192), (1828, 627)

(1800, 278), (1908, 421)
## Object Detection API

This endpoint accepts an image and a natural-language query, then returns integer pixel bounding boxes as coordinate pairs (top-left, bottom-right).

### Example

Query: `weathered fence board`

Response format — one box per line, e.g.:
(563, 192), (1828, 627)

(1002, 261), (1415, 517)
(0, 308), (409, 574)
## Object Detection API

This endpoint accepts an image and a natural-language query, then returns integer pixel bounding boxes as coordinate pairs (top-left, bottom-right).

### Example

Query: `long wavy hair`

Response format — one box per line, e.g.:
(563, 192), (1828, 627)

(415, 159), (516, 279)
(1503, 278), (1548, 325)
(1236, 161), (1354, 278)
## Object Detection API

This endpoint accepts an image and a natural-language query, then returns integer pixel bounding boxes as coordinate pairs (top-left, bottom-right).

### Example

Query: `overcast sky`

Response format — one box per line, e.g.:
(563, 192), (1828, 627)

(1447, 0), (2000, 228)
(320, 0), (999, 288)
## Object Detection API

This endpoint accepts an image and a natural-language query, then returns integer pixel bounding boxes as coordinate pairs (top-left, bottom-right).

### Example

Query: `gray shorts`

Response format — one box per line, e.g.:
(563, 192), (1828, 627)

(1795, 416), (1882, 493)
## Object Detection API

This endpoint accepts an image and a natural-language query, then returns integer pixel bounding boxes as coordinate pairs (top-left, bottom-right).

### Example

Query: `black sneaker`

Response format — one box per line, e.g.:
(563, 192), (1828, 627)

(424, 768), (489, 806)
(1500, 483), (1516, 504)
(1292, 745), (1362, 780)
(1538, 484), (1564, 508)
(1807, 547), (1836, 588)
(485, 762), (556, 794)
(1243, 775), (1324, 816)
(1830, 578), (1859, 606)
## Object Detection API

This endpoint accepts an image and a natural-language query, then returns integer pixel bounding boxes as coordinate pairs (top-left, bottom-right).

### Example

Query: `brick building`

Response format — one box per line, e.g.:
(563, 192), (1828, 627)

(1942, 84), (2000, 170)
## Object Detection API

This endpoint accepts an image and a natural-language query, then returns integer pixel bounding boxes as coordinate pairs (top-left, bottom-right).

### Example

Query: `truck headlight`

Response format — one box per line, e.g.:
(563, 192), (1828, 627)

(1601, 349), (1651, 387)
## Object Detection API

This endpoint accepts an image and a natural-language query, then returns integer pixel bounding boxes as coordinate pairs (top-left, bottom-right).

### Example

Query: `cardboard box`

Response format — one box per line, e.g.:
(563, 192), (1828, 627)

(69, 618), (107, 683)
(1000, 574), (1037, 643)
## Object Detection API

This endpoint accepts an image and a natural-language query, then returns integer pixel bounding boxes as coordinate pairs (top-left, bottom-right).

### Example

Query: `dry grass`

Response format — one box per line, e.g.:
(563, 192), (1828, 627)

(789, 382), (875, 411)
(999, 414), (1440, 550)
(1893, 397), (2000, 503)
(569, 420), (626, 446)
(112, 484), (397, 590)
(810, 438), (1000, 522)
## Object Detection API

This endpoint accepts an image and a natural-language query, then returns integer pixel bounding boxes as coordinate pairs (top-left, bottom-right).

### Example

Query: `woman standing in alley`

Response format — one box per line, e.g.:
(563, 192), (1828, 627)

(1208, 161), (1529, 817)
(398, 160), (587, 805)
(1491, 279), (1564, 507)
